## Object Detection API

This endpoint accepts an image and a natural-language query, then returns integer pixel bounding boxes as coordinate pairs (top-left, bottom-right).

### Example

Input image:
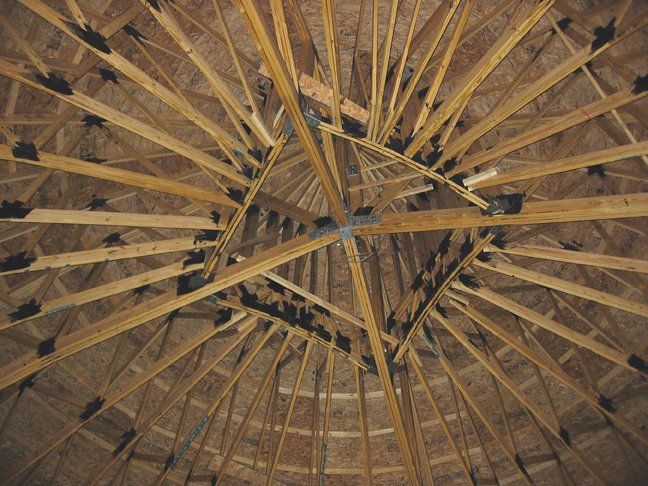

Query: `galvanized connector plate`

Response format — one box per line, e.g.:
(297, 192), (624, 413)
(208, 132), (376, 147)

(308, 222), (339, 240)
(350, 214), (383, 227)
(282, 120), (295, 137)
(346, 164), (359, 177)
(303, 112), (321, 129)
(308, 215), (382, 240)
(338, 225), (354, 240)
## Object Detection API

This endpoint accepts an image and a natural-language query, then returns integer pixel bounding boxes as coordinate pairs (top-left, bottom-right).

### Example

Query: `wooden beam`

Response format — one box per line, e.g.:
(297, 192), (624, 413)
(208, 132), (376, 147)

(0, 232), (338, 392)
(469, 140), (648, 189)
(1, 145), (237, 206)
(0, 262), (202, 331)
(0, 60), (249, 185)
(214, 333), (295, 485)
(1, 209), (223, 231)
(355, 192), (648, 235)
(234, 0), (347, 222)
(485, 243), (648, 274)
(474, 259), (648, 319)
(16, 0), (254, 162)
(0, 313), (253, 485)
(343, 236), (420, 485)
(141, 0), (274, 148)
(407, 0), (556, 156)
(454, 283), (646, 378)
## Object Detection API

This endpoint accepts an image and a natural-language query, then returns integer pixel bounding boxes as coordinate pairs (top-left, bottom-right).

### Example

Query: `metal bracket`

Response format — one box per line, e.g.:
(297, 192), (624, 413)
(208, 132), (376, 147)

(349, 214), (382, 227)
(301, 98), (321, 129)
(346, 164), (359, 177)
(308, 222), (339, 240)
(307, 214), (382, 241)
(303, 112), (321, 129)
(338, 225), (354, 240)
(282, 120), (295, 137)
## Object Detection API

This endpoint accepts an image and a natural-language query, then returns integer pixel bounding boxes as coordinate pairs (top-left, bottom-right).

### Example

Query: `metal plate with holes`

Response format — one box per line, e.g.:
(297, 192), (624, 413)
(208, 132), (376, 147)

(350, 214), (383, 226)
(282, 120), (295, 137)
(308, 222), (339, 240)
(308, 215), (382, 240)
(338, 225), (353, 240)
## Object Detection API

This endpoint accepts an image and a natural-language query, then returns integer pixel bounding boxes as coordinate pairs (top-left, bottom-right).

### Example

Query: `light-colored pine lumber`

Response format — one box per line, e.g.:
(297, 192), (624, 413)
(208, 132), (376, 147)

(1, 209), (223, 231)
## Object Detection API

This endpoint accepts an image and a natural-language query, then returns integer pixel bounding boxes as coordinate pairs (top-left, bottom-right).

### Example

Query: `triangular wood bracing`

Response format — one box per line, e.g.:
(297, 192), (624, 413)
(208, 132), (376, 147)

(1, 0), (648, 484)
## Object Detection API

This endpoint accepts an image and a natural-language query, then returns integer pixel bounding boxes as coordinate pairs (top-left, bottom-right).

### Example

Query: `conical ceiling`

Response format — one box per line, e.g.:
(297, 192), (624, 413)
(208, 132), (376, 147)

(1, 0), (648, 485)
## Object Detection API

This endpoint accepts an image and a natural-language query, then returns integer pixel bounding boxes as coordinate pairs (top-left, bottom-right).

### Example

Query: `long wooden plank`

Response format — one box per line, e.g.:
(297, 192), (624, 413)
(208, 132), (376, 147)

(234, 0), (347, 222)
(434, 309), (611, 486)
(406, 0), (556, 156)
(0, 262), (202, 331)
(439, 12), (648, 167)
(469, 140), (648, 189)
(412, 0), (474, 134)
(355, 192), (648, 235)
(342, 237), (421, 485)
(202, 132), (289, 276)
(16, 0), (254, 163)
(124, 324), (281, 486)
(214, 333), (295, 485)
(318, 121), (488, 209)
(1, 209), (222, 231)
(0, 232), (339, 392)
(454, 283), (645, 377)
(0, 237), (217, 276)
(450, 87), (648, 176)
(475, 259), (648, 319)
(217, 296), (369, 370)
(451, 301), (648, 449)
(0, 311), (253, 485)
(0, 145), (236, 206)
(486, 244), (648, 274)
(0, 60), (248, 186)
(141, 0), (274, 148)
(266, 341), (313, 483)
(259, 270), (398, 345)
(378, 0), (460, 144)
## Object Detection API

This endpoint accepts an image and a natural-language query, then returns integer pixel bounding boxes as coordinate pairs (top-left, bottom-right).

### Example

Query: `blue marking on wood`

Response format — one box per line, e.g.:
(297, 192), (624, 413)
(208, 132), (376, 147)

(320, 443), (328, 485)
(168, 413), (211, 469)
(422, 335), (440, 358)
(44, 303), (77, 315)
